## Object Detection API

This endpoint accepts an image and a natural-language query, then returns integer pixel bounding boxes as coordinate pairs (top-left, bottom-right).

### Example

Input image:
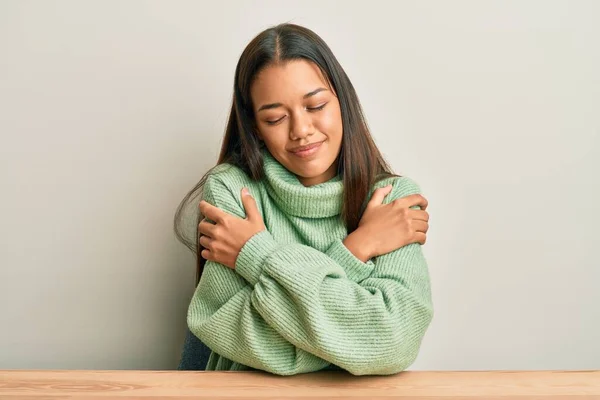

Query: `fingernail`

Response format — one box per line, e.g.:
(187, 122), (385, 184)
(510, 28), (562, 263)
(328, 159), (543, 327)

(242, 188), (250, 196)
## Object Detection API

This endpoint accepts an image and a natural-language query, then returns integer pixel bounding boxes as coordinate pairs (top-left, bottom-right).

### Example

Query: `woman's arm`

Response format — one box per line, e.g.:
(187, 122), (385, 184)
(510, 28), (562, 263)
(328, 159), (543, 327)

(188, 175), (335, 375)
(188, 259), (331, 374)
(188, 174), (433, 376)
(231, 176), (433, 376)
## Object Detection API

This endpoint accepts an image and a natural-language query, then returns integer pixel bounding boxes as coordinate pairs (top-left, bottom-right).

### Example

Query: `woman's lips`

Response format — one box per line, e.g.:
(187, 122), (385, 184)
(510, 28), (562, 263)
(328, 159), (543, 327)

(289, 141), (324, 158)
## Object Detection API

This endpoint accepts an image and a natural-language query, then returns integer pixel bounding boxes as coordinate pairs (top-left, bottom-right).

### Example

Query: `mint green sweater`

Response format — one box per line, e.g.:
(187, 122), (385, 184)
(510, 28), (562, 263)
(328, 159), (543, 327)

(187, 148), (433, 376)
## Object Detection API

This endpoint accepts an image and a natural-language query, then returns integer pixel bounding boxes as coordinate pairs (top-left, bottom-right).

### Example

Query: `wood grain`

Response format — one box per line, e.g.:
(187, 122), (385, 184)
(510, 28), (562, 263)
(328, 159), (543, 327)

(0, 370), (598, 399)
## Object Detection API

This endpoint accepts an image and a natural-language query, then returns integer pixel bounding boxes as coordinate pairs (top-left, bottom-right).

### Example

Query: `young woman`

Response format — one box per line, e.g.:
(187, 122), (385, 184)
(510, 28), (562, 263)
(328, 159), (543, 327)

(174, 23), (432, 376)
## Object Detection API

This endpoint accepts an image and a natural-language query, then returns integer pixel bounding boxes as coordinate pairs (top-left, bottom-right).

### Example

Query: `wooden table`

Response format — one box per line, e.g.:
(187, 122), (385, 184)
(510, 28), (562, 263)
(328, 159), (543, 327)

(1, 370), (599, 399)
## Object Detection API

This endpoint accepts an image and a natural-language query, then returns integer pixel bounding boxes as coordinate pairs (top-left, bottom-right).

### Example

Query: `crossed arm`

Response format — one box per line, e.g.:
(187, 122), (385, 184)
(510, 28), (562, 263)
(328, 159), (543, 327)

(187, 175), (433, 376)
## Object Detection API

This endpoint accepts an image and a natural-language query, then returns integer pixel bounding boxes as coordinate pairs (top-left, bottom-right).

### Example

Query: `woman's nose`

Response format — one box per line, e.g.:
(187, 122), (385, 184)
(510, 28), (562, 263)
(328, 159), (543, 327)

(289, 111), (314, 140)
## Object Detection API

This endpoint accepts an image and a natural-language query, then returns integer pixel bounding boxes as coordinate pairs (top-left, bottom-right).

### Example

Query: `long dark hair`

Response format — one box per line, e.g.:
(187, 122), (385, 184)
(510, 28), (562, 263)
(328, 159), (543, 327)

(174, 23), (398, 285)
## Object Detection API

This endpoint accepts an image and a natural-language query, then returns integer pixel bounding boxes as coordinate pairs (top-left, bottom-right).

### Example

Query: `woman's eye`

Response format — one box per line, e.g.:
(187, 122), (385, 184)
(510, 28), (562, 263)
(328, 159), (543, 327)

(265, 103), (327, 125)
(266, 117), (285, 125)
(307, 103), (327, 111)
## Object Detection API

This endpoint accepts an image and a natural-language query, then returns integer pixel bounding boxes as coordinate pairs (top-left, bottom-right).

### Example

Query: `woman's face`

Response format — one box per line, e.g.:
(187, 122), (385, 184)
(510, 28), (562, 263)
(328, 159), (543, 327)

(250, 60), (343, 187)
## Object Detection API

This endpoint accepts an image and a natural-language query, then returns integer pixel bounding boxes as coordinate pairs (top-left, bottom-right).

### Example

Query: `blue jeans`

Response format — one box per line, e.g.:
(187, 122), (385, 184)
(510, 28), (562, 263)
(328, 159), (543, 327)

(177, 327), (212, 371)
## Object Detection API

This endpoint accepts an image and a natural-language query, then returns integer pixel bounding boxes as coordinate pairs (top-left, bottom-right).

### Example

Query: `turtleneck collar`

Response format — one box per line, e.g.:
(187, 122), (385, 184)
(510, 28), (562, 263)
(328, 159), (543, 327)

(261, 148), (343, 218)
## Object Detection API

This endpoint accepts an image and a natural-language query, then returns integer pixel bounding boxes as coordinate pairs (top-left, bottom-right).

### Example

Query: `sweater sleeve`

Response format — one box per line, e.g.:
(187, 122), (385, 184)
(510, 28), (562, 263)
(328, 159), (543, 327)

(187, 175), (331, 375)
(323, 238), (375, 283)
(234, 177), (434, 376)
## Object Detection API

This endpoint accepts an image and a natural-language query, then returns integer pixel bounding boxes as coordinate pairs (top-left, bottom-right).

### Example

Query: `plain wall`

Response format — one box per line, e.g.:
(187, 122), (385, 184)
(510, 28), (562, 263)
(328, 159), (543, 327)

(1, 0), (598, 370)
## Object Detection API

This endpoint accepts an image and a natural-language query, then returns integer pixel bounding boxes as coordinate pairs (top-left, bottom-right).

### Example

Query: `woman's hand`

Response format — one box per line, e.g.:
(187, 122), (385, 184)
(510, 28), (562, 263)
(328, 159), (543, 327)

(344, 185), (430, 261)
(198, 188), (266, 269)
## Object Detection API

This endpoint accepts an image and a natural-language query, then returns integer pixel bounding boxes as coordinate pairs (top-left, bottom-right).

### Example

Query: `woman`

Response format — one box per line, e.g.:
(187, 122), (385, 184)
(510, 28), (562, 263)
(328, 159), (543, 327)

(174, 23), (432, 376)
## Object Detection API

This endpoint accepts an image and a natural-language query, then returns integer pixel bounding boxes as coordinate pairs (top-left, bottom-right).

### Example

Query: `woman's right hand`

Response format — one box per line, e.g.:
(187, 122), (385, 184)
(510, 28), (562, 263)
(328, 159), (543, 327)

(344, 185), (430, 261)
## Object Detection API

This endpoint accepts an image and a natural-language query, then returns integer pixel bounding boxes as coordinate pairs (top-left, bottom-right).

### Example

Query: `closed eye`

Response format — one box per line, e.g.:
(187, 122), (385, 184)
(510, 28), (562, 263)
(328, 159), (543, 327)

(265, 103), (328, 126)
(307, 103), (327, 112)
(266, 117), (285, 125)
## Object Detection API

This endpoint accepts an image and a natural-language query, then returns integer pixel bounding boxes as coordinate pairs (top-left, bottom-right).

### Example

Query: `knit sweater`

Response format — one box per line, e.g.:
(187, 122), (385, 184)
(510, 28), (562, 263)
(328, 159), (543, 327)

(186, 148), (433, 376)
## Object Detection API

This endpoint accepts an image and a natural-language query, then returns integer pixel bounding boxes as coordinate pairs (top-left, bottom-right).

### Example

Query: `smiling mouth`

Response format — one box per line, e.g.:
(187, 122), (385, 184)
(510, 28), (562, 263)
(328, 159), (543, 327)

(290, 141), (324, 153)
(289, 141), (324, 158)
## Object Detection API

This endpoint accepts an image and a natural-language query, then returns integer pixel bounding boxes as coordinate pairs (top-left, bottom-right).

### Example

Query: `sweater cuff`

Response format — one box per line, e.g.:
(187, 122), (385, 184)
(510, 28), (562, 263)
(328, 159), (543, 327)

(325, 239), (375, 283)
(235, 229), (279, 286)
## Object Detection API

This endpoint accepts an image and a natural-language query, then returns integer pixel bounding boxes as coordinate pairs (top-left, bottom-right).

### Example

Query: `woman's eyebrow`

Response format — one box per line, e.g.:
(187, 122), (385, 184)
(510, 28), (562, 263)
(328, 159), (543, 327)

(257, 87), (328, 112)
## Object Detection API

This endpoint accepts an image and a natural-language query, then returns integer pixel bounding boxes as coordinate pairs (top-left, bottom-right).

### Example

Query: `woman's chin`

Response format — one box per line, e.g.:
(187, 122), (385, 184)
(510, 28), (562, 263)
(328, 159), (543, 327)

(275, 149), (339, 185)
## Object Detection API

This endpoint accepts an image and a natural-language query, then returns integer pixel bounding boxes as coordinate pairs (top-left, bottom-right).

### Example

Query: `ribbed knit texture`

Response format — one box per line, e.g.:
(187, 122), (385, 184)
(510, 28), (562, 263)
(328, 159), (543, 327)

(186, 148), (433, 376)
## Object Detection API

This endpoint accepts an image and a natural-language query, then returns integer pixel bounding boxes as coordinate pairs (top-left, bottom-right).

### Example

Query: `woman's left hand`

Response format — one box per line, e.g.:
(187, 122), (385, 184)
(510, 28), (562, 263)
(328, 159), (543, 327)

(198, 188), (266, 270)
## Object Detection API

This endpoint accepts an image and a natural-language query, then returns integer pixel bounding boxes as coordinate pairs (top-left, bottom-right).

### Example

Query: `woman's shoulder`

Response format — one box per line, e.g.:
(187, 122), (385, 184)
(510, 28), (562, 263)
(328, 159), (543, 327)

(204, 162), (258, 191)
(207, 162), (250, 182)
(370, 174), (423, 202)
(202, 162), (261, 217)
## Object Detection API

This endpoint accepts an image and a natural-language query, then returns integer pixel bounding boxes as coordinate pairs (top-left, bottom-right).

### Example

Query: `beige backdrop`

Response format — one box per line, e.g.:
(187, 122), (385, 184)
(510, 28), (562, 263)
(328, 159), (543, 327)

(1, 0), (598, 370)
